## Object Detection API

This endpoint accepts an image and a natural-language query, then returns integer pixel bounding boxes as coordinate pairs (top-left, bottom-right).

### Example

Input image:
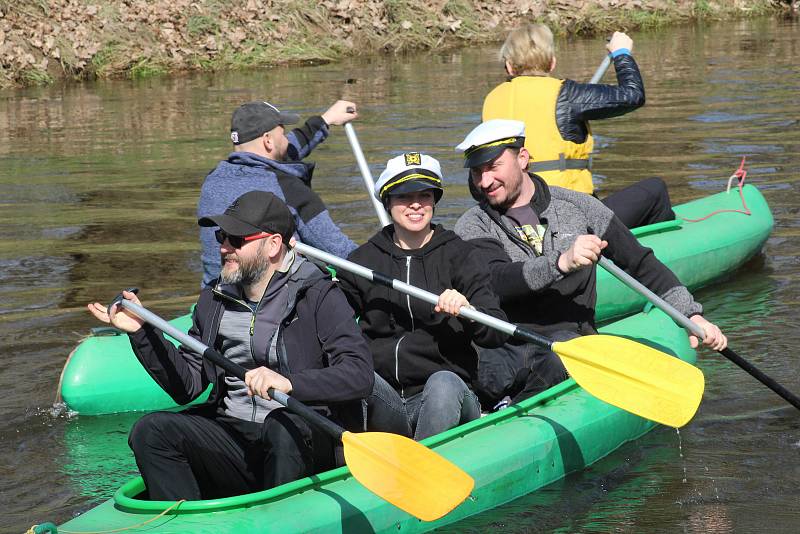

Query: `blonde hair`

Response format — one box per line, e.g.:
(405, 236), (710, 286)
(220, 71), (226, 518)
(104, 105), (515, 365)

(500, 24), (555, 76)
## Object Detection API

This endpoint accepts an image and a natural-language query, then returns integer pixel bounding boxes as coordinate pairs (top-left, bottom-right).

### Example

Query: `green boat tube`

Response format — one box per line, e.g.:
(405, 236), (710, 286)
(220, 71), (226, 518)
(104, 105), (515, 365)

(54, 308), (694, 533)
(58, 184), (772, 415)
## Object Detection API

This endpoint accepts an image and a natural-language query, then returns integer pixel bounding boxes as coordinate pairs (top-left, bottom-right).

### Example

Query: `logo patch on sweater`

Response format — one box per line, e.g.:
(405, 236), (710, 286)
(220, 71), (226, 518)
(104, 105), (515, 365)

(404, 152), (421, 166)
(515, 224), (547, 255)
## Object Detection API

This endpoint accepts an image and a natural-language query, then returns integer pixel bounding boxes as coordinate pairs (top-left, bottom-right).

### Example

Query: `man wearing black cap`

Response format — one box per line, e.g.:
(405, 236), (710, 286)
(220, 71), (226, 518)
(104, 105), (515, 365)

(453, 120), (727, 409)
(197, 99), (359, 287)
(88, 191), (373, 500)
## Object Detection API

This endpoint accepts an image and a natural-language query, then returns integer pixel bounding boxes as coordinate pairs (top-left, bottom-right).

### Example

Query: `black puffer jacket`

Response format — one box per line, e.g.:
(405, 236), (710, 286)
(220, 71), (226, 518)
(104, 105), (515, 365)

(337, 225), (509, 398)
(554, 53), (645, 144)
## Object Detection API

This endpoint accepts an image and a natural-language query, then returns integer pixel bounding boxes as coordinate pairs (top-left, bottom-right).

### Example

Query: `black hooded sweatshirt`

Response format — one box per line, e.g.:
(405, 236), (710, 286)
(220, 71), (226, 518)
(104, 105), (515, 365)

(337, 224), (509, 398)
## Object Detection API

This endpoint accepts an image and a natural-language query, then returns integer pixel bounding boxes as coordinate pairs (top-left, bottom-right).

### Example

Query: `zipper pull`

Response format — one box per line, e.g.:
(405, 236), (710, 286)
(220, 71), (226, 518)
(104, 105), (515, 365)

(250, 314), (255, 336)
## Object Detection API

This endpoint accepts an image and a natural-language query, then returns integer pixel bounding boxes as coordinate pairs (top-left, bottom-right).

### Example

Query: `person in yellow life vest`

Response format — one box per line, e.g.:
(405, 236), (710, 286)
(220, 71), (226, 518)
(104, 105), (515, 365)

(483, 24), (675, 229)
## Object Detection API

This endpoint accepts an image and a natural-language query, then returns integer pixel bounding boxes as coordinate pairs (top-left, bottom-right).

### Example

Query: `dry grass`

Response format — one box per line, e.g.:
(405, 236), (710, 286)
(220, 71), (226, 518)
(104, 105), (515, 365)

(0, 0), (786, 88)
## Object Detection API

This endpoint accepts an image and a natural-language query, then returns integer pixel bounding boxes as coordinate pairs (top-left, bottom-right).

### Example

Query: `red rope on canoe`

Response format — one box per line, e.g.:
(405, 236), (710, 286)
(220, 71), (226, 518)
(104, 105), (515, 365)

(680, 157), (752, 223)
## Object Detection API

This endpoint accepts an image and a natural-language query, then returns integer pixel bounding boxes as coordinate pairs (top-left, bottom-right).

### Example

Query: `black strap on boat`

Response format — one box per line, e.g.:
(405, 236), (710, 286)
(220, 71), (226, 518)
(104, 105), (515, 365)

(529, 153), (591, 173)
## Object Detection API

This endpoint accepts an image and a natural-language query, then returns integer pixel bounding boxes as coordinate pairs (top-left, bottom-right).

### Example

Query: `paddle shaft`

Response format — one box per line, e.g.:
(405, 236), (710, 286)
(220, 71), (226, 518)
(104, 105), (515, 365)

(294, 242), (553, 349)
(115, 299), (347, 436)
(344, 122), (391, 228)
(589, 54), (612, 84)
(599, 257), (800, 411)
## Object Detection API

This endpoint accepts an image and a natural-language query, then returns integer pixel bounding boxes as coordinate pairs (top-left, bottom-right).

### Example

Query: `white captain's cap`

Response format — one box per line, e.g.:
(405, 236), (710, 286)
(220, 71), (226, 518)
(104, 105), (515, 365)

(374, 152), (444, 203)
(455, 119), (526, 168)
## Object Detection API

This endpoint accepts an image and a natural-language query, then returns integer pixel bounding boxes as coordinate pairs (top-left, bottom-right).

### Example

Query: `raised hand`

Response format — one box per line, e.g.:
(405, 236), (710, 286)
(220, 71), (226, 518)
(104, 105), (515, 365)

(321, 100), (358, 126)
(606, 31), (633, 54)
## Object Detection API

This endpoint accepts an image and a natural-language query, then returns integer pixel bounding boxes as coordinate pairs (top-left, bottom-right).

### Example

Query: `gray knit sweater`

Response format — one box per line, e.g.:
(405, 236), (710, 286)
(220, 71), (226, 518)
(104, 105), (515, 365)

(454, 174), (700, 334)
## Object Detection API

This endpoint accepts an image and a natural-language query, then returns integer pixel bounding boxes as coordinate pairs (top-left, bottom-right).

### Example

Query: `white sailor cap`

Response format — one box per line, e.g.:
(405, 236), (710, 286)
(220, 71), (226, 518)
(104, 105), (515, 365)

(374, 152), (444, 203)
(455, 119), (526, 168)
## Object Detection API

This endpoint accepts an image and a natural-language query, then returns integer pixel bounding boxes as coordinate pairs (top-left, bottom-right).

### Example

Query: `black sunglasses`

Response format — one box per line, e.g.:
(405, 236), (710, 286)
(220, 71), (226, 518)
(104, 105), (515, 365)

(214, 229), (273, 249)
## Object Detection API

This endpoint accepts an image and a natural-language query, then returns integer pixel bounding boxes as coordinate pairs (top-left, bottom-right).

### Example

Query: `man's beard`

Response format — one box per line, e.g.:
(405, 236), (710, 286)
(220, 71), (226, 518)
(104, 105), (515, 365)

(486, 172), (523, 210)
(220, 243), (270, 286)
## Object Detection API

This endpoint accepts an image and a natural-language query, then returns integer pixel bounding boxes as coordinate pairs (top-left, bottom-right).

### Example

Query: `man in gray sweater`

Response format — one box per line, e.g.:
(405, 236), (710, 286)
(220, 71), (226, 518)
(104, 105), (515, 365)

(453, 119), (727, 408)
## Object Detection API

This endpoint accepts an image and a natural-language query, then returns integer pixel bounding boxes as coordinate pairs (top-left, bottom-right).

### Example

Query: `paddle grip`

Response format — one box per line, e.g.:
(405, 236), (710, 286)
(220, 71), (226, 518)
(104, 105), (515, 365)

(509, 327), (554, 351)
(268, 388), (345, 439)
(295, 243), (523, 339)
(107, 287), (139, 316)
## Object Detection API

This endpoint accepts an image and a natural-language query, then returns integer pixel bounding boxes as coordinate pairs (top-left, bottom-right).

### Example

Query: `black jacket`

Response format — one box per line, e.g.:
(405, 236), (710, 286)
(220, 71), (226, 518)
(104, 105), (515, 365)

(127, 258), (374, 417)
(555, 53), (645, 144)
(337, 225), (509, 397)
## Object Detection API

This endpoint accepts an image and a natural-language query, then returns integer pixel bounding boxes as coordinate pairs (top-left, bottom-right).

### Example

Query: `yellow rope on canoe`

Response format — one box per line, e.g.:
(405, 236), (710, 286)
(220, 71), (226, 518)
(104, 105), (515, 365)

(28, 499), (186, 534)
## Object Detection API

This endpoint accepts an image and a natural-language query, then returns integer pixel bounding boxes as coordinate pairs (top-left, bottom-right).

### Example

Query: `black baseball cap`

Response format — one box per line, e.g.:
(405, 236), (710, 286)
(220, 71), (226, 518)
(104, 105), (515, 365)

(230, 101), (300, 145)
(198, 191), (296, 242)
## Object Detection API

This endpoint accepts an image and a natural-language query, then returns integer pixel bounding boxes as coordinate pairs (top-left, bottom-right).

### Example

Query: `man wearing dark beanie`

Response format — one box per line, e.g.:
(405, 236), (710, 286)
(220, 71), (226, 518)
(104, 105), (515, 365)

(197, 99), (358, 287)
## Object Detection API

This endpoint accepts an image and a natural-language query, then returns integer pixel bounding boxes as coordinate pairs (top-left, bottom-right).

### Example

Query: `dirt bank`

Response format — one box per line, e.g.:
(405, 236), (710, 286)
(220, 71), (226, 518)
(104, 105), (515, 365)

(0, 0), (789, 88)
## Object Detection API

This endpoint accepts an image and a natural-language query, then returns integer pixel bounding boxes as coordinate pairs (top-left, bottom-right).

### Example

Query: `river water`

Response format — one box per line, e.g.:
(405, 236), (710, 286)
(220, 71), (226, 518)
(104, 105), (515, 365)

(1, 16), (799, 533)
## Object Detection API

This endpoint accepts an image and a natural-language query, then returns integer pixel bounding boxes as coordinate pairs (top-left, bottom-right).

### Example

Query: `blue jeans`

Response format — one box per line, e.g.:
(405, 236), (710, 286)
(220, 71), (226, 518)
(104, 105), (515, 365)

(367, 371), (481, 441)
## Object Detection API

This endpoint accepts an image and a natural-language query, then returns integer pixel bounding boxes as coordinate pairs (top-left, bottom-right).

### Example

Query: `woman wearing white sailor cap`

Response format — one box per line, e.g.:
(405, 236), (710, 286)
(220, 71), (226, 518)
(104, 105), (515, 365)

(336, 152), (509, 440)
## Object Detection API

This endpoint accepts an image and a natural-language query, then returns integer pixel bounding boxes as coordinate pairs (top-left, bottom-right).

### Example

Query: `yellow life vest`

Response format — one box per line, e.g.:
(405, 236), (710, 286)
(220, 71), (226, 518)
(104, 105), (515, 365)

(482, 76), (594, 194)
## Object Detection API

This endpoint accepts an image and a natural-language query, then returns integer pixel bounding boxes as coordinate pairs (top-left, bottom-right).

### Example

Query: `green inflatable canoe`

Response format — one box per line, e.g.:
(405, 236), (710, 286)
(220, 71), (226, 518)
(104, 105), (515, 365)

(53, 308), (694, 534)
(58, 184), (773, 415)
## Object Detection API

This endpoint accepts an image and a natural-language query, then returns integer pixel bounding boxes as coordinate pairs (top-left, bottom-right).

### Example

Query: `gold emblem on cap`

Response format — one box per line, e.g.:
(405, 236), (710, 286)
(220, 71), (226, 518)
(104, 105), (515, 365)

(404, 152), (422, 166)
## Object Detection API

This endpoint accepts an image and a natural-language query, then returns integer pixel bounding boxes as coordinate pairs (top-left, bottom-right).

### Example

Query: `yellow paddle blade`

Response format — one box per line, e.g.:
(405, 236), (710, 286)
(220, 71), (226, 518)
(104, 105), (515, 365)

(341, 431), (474, 521)
(552, 334), (704, 428)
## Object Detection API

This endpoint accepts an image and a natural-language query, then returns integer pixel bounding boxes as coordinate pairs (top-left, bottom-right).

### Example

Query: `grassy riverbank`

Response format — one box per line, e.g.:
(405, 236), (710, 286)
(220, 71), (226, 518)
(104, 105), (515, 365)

(0, 0), (788, 88)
